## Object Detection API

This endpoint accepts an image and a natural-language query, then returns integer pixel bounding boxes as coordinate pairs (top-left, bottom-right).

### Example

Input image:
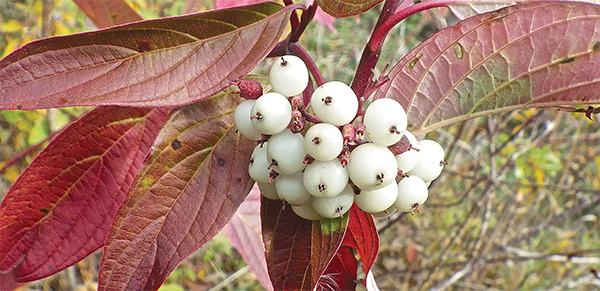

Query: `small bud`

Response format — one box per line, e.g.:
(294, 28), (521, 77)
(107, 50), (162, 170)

(235, 80), (263, 100)
(355, 124), (366, 141)
(290, 96), (304, 111)
(338, 146), (351, 167)
(289, 110), (305, 133)
(342, 124), (356, 144)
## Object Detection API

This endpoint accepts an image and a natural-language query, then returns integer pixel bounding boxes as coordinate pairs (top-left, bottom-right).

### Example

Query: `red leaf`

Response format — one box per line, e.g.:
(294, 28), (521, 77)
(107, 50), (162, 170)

(343, 204), (379, 279)
(262, 199), (348, 291)
(0, 269), (23, 291)
(72, 0), (143, 28)
(376, 1), (600, 136)
(0, 106), (169, 281)
(315, 0), (383, 18)
(97, 90), (256, 291)
(317, 246), (357, 291)
(222, 184), (273, 291)
(0, 2), (300, 109)
(215, 0), (270, 9)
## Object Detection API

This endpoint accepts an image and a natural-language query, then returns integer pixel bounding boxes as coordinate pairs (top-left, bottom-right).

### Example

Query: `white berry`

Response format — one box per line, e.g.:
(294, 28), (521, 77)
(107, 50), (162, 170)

(395, 131), (421, 173)
(234, 100), (263, 141)
(267, 129), (307, 175)
(310, 81), (358, 126)
(354, 181), (398, 213)
(311, 184), (354, 218)
(248, 143), (272, 184)
(347, 143), (397, 191)
(258, 181), (280, 200)
(407, 139), (445, 182)
(303, 159), (349, 197)
(250, 92), (292, 135)
(269, 55), (309, 97)
(276, 173), (311, 206)
(292, 202), (324, 221)
(363, 98), (407, 146)
(304, 123), (344, 161)
(394, 175), (429, 212)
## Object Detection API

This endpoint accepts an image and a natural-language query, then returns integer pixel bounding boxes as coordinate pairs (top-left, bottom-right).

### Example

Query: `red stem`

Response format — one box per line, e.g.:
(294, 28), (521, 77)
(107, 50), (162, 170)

(0, 129), (61, 175)
(351, 0), (402, 99)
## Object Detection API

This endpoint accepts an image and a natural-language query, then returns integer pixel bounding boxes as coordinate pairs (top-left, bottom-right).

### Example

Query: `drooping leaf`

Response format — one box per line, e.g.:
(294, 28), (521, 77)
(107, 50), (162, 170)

(0, 2), (301, 110)
(315, 0), (383, 18)
(97, 89), (256, 291)
(343, 204), (379, 281)
(376, 1), (600, 136)
(262, 198), (348, 291)
(222, 184), (274, 291)
(72, 0), (143, 28)
(0, 106), (169, 282)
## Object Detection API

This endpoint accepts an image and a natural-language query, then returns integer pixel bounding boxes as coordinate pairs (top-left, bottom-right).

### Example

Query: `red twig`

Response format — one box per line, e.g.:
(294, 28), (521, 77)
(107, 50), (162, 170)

(0, 129), (61, 175)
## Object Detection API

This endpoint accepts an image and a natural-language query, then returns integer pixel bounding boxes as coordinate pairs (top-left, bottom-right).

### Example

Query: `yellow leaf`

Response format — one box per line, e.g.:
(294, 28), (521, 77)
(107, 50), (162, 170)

(0, 19), (24, 33)
(2, 38), (22, 58)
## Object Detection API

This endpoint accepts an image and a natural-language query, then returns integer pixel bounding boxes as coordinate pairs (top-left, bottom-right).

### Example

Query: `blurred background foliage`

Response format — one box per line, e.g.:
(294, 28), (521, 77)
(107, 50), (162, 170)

(1, 0), (599, 290)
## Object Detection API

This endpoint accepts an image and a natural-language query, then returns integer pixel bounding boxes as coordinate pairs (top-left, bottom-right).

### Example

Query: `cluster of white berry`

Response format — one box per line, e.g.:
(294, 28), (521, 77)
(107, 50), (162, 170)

(234, 55), (446, 220)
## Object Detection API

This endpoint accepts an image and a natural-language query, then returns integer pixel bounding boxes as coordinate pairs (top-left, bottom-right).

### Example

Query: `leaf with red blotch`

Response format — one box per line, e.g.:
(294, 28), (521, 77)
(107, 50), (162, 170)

(72, 0), (143, 28)
(376, 1), (600, 136)
(0, 2), (300, 110)
(343, 204), (379, 281)
(222, 184), (273, 291)
(262, 198), (349, 291)
(0, 106), (169, 282)
(315, 0), (383, 18)
(97, 89), (256, 291)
